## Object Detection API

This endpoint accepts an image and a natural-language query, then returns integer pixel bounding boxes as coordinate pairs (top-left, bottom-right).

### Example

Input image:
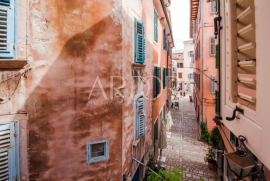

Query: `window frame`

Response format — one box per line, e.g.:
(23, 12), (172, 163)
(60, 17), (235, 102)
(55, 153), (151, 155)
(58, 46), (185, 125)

(87, 140), (109, 164)
(134, 18), (145, 64)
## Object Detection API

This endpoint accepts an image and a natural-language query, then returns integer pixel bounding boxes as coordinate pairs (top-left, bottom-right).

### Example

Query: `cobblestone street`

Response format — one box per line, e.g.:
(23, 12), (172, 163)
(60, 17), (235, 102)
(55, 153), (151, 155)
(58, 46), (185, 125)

(161, 98), (219, 181)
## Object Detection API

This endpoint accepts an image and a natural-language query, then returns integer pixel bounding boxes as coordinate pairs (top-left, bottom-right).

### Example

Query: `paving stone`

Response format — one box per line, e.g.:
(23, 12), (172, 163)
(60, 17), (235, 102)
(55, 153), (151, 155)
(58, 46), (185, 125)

(163, 98), (219, 180)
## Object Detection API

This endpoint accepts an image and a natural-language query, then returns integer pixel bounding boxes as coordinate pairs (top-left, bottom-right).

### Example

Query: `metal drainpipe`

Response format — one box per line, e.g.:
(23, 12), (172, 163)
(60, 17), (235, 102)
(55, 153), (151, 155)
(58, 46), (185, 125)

(201, 0), (204, 123)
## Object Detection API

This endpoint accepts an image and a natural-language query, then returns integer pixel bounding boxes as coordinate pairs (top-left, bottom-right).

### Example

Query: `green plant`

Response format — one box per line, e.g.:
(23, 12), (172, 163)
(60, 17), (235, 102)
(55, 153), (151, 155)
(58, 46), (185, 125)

(144, 156), (204, 181)
(204, 147), (216, 163)
(146, 166), (186, 181)
(209, 127), (225, 150)
(200, 122), (210, 143)
(144, 156), (166, 181)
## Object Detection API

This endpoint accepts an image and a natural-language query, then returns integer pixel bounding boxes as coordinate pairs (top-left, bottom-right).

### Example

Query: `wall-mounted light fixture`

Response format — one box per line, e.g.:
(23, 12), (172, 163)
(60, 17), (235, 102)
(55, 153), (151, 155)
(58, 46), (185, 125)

(224, 136), (266, 181)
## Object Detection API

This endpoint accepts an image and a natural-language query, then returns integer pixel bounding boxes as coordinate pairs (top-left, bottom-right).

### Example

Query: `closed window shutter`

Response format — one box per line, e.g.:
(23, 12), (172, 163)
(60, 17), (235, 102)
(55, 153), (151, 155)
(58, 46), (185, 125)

(135, 19), (145, 63)
(215, 90), (220, 114)
(163, 68), (165, 89)
(163, 29), (168, 50)
(211, 75), (217, 94)
(136, 97), (145, 140)
(216, 44), (219, 68)
(157, 67), (161, 94)
(0, 0), (15, 58)
(154, 67), (157, 98)
(166, 68), (168, 87)
(0, 122), (18, 180)
(210, 36), (216, 56)
(154, 9), (158, 42)
(210, 1), (216, 14)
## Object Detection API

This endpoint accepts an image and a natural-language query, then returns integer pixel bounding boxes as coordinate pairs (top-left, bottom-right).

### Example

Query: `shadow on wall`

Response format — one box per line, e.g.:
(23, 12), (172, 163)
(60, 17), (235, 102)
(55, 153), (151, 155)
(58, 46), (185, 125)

(25, 2), (124, 180)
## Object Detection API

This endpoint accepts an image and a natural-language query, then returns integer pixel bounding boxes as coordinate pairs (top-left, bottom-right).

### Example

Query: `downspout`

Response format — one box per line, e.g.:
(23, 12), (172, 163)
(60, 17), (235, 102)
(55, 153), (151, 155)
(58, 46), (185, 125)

(201, 0), (204, 123)
(218, 0), (221, 116)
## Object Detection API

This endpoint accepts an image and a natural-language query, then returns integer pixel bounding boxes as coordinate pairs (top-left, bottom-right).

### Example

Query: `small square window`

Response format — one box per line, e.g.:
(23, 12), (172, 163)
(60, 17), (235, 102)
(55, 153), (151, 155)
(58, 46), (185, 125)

(87, 140), (109, 164)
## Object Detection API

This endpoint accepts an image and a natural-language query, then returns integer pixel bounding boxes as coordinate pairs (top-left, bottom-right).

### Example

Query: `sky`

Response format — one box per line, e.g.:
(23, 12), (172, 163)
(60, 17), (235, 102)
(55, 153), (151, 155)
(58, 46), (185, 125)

(170, 0), (191, 50)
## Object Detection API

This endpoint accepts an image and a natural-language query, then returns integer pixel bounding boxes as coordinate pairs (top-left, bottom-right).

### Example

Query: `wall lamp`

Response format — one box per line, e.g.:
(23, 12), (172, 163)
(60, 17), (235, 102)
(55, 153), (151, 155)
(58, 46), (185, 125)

(224, 135), (266, 181)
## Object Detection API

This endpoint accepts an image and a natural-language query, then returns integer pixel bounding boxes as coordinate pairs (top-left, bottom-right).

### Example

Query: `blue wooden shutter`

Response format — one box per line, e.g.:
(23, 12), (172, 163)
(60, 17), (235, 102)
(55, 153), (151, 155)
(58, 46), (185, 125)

(0, 122), (19, 180)
(135, 19), (145, 63)
(0, 0), (15, 58)
(136, 97), (145, 140)
(154, 9), (158, 42)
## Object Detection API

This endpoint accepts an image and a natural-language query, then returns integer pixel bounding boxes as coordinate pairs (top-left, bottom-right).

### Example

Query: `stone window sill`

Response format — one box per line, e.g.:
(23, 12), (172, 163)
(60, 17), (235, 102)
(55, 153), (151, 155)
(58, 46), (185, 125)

(132, 63), (146, 69)
(0, 59), (28, 69)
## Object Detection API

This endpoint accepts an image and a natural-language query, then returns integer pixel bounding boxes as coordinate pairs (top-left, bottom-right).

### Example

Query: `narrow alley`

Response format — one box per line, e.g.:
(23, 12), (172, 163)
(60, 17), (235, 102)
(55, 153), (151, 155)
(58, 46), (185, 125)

(162, 98), (218, 181)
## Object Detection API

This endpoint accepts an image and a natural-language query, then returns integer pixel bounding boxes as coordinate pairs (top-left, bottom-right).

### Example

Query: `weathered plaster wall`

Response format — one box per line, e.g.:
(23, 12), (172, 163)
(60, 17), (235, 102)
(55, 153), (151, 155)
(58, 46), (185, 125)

(26, 0), (124, 180)
(121, 0), (154, 178)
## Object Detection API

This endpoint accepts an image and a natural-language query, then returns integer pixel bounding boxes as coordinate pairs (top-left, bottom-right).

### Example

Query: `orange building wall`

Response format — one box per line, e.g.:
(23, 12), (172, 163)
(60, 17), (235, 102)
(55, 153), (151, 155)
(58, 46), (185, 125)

(194, 0), (217, 132)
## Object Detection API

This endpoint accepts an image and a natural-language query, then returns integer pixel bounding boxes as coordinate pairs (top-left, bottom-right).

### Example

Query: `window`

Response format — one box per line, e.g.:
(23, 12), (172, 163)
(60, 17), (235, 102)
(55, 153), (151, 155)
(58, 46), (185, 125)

(188, 73), (194, 79)
(0, 0), (16, 58)
(188, 51), (194, 57)
(194, 72), (200, 90)
(178, 73), (182, 79)
(195, 40), (200, 61)
(190, 62), (194, 68)
(163, 29), (168, 51)
(163, 68), (169, 88)
(154, 9), (158, 43)
(154, 67), (161, 98)
(177, 63), (183, 68)
(210, 36), (216, 56)
(135, 18), (145, 63)
(0, 122), (20, 179)
(163, 68), (166, 89)
(87, 140), (109, 164)
(136, 96), (145, 140)
(210, 1), (216, 14)
(211, 75), (217, 94)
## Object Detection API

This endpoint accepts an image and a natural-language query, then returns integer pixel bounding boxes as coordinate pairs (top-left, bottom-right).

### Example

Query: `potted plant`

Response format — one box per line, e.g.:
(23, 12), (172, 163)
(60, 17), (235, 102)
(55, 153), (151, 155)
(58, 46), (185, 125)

(204, 148), (217, 171)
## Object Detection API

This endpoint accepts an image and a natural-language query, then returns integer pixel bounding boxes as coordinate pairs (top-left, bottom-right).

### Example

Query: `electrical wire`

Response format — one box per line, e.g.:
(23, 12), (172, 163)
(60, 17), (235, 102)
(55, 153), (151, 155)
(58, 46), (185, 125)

(0, 68), (32, 104)
(0, 74), (22, 104)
